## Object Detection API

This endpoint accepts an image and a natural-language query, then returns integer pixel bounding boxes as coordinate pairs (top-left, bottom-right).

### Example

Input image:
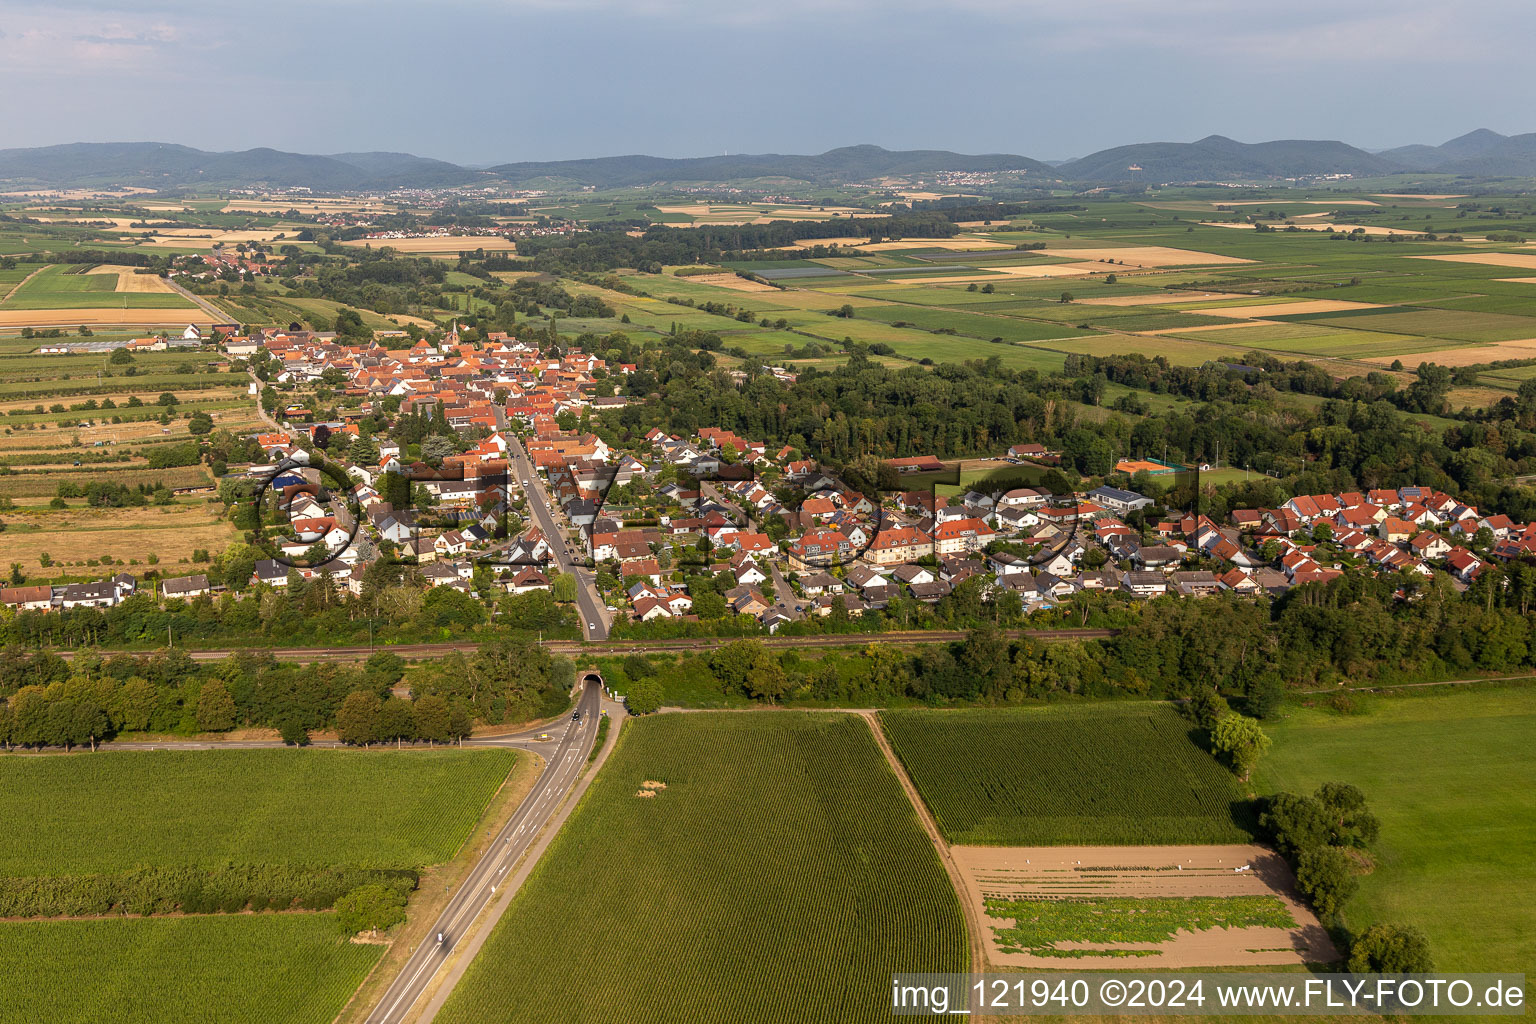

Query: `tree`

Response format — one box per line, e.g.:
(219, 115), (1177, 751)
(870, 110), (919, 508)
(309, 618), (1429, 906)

(278, 716), (310, 746)
(448, 699), (475, 744)
(1259, 792), (1330, 859)
(195, 680), (237, 732)
(334, 881), (409, 935)
(1348, 923), (1434, 974)
(157, 392), (179, 407)
(1210, 712), (1270, 780)
(1315, 781), (1380, 849)
(625, 680), (664, 714)
(379, 696), (416, 748)
(414, 694), (450, 745)
(1294, 845), (1358, 918)
(336, 690), (382, 745)
(551, 573), (577, 603)
(188, 411), (214, 435)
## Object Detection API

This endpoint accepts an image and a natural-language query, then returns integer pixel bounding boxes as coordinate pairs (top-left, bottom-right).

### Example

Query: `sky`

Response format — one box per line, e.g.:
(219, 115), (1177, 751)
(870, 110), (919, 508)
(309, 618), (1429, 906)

(1, 0), (1534, 165)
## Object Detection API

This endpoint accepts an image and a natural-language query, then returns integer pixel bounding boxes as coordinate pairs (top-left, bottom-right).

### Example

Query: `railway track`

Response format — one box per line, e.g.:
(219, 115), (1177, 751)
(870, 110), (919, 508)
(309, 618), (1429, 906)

(44, 628), (1117, 663)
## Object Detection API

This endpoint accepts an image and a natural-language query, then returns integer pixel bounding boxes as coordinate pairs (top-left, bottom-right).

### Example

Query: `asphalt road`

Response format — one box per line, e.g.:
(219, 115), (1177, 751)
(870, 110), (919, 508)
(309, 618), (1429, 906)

(507, 436), (611, 642)
(364, 678), (604, 1024)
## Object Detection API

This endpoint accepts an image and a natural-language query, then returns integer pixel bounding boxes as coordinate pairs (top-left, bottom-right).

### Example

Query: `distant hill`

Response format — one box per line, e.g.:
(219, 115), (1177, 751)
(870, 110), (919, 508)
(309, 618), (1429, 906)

(1377, 129), (1536, 176)
(1058, 134), (1399, 182)
(486, 144), (1059, 187)
(3, 134), (1536, 193)
(0, 142), (477, 191)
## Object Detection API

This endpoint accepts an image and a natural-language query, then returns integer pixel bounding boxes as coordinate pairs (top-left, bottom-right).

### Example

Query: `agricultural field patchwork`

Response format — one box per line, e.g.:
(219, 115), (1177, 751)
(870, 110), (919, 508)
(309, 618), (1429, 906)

(880, 704), (1254, 845)
(438, 713), (965, 1024)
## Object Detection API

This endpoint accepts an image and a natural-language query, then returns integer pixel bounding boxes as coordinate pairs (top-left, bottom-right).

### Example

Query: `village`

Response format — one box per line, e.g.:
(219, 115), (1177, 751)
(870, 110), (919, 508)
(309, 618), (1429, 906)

(0, 324), (1516, 630)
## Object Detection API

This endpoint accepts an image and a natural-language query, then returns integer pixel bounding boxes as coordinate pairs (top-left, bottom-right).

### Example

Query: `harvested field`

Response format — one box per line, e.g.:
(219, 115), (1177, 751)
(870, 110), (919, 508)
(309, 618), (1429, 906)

(1195, 299), (1385, 319)
(339, 235), (517, 254)
(1373, 193), (1466, 200)
(1363, 338), (1536, 366)
(1036, 246), (1253, 267)
(0, 308), (214, 328)
(0, 503), (233, 573)
(82, 266), (177, 293)
(1410, 252), (1536, 270)
(1199, 221), (1406, 236)
(679, 273), (780, 292)
(953, 844), (1337, 968)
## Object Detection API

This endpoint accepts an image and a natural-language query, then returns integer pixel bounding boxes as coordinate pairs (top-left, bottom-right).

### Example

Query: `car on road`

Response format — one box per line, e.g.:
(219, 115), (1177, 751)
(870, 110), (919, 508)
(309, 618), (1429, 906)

(571, 711), (582, 721)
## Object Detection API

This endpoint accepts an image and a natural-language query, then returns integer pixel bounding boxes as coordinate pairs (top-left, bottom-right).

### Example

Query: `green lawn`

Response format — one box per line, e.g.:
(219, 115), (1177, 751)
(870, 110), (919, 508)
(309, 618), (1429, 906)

(438, 712), (965, 1024)
(1256, 687), (1536, 974)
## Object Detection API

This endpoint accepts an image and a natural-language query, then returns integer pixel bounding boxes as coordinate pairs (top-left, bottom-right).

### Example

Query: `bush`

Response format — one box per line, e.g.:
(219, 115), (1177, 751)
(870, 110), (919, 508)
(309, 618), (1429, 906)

(334, 880), (411, 935)
(625, 680), (664, 715)
(1349, 923), (1434, 973)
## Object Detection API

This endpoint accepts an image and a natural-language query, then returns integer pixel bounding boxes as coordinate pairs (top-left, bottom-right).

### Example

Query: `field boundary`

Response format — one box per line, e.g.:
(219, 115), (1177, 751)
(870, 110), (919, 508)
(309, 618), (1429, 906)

(860, 710), (986, 975)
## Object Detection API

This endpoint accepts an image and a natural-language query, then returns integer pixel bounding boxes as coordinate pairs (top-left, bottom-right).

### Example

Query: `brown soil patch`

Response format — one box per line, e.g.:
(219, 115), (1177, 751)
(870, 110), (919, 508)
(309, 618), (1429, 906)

(1196, 299), (1385, 319)
(1037, 245), (1253, 267)
(1495, 277), (1536, 285)
(634, 790), (656, 798)
(1373, 193), (1465, 200)
(951, 844), (1338, 969)
(1413, 252), (1536, 270)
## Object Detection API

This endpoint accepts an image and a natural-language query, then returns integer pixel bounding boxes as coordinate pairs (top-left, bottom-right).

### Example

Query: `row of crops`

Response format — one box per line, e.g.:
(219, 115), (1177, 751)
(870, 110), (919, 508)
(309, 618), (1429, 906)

(0, 747), (518, 1023)
(438, 712), (967, 1024)
(0, 748), (518, 876)
(880, 704), (1255, 845)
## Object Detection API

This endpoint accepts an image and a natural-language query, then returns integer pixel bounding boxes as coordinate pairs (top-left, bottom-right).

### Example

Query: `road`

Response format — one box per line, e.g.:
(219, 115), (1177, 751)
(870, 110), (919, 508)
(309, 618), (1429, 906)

(364, 678), (604, 1024)
(165, 277), (236, 323)
(506, 435), (611, 642)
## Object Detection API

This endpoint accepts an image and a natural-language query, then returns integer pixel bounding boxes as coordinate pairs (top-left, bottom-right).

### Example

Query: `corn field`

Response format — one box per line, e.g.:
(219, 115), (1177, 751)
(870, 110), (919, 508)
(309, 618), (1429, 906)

(0, 914), (381, 1024)
(880, 703), (1255, 845)
(0, 748), (517, 875)
(439, 712), (967, 1024)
